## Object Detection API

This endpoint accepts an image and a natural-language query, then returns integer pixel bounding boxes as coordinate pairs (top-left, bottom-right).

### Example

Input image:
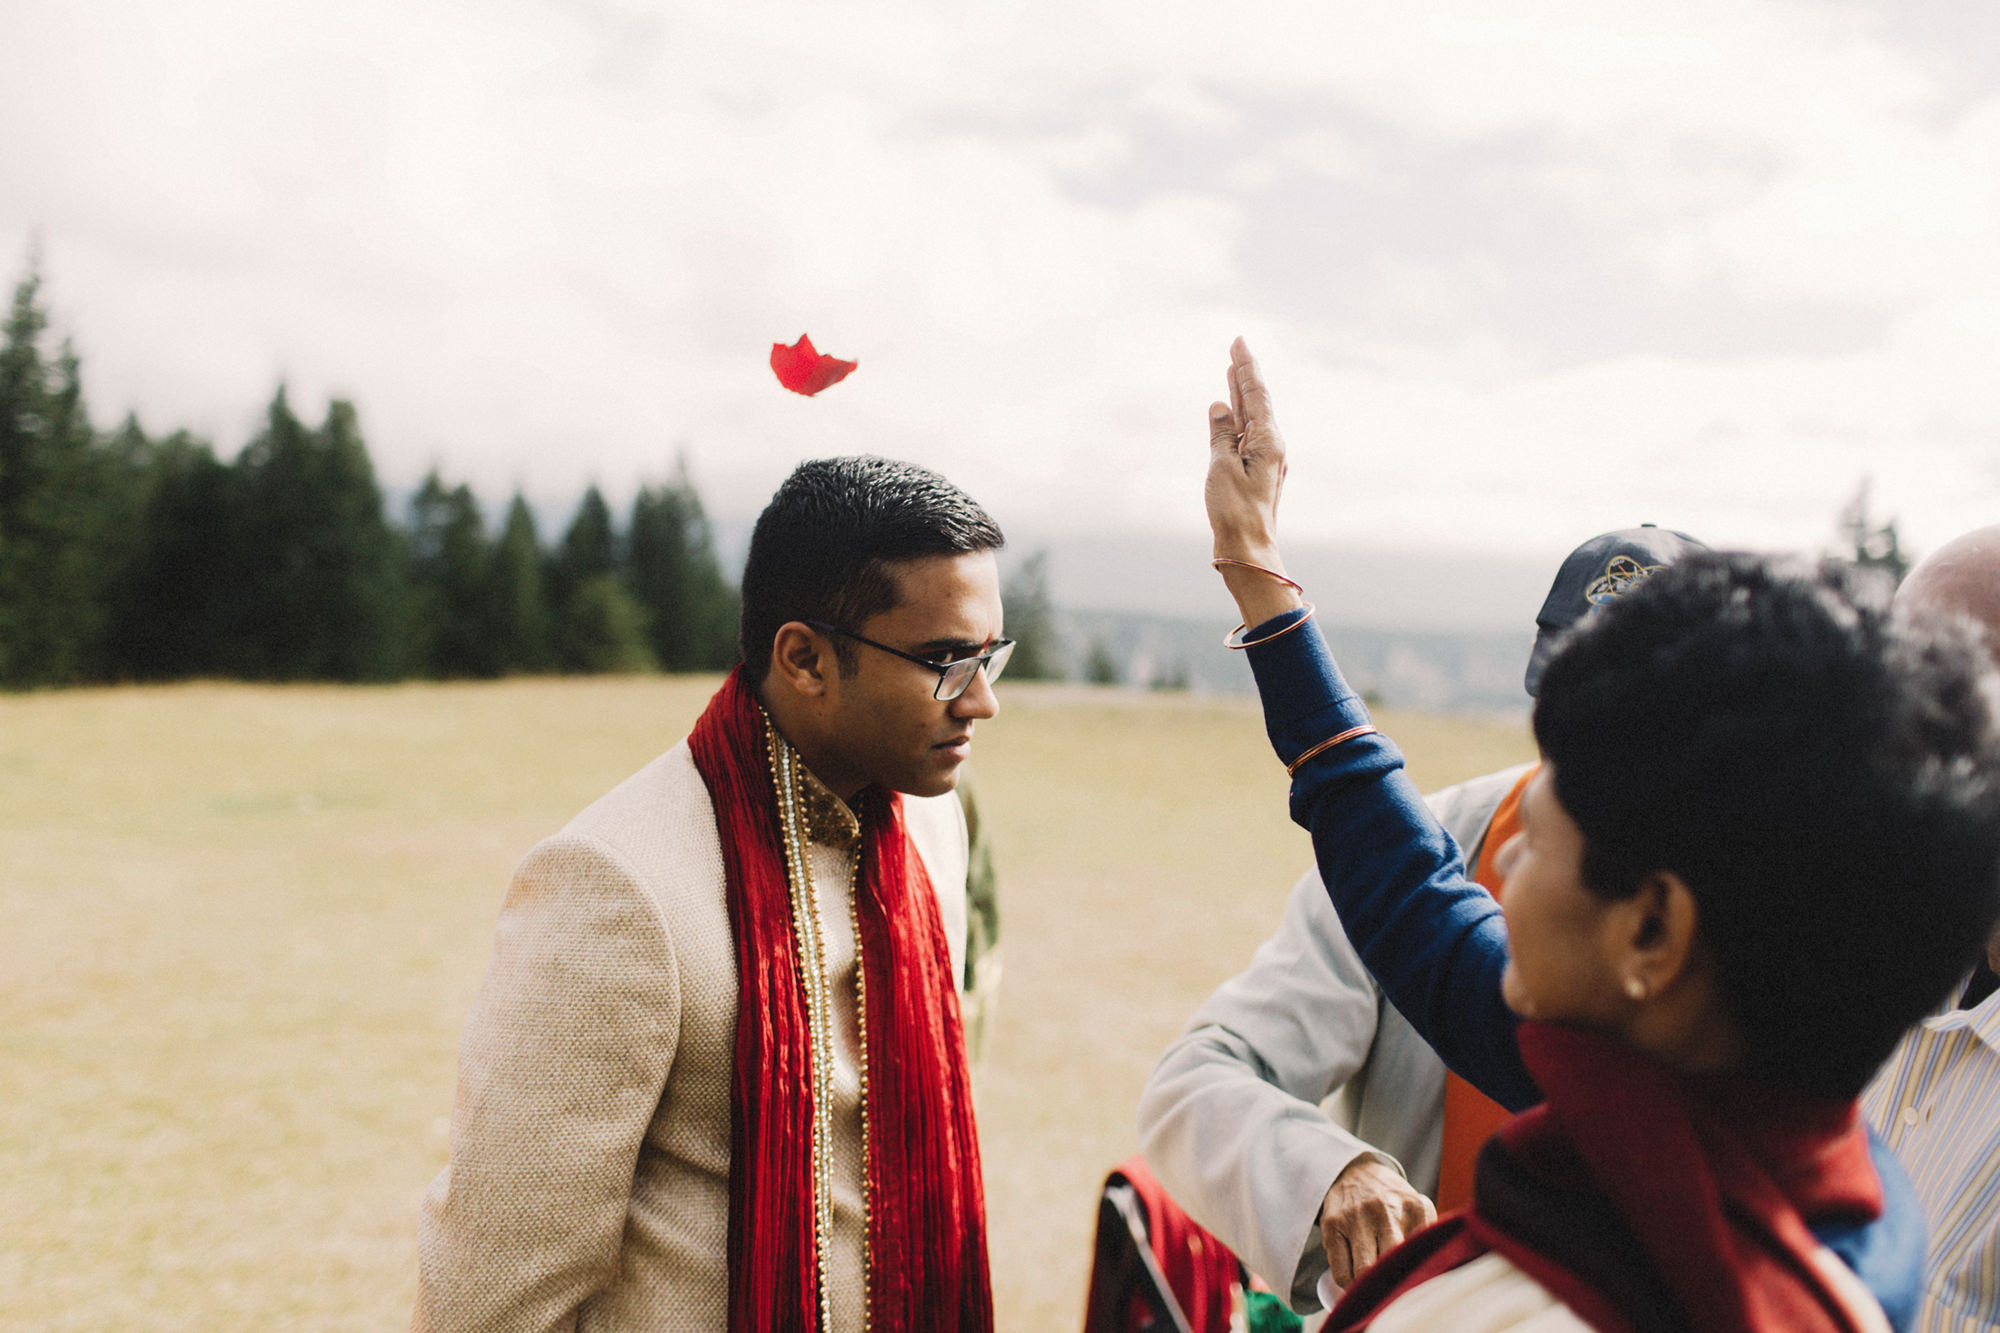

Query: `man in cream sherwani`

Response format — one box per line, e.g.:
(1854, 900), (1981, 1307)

(415, 458), (1013, 1333)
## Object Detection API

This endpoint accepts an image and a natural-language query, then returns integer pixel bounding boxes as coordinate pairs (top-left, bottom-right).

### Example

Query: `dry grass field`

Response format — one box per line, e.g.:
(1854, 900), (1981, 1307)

(0, 676), (1533, 1331)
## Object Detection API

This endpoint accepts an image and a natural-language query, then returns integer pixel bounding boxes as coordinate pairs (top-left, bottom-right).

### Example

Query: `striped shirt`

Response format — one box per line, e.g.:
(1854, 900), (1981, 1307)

(1862, 981), (2000, 1333)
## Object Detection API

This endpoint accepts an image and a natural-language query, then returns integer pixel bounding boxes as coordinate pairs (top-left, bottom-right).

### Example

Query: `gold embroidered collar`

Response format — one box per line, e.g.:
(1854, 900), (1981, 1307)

(793, 761), (862, 852)
(763, 718), (861, 851)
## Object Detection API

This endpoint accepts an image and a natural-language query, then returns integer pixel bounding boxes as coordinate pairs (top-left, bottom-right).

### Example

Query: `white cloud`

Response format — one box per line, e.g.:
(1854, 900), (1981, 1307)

(2, 0), (1995, 570)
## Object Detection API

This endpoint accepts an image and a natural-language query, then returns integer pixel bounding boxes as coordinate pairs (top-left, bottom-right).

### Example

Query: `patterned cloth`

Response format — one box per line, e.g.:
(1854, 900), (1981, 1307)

(1862, 983), (2000, 1333)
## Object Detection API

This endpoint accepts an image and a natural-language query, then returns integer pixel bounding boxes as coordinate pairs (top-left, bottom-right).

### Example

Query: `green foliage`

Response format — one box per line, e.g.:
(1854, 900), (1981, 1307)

(558, 485), (617, 583)
(625, 457), (739, 672)
(1000, 550), (1061, 681)
(487, 494), (552, 673)
(407, 472), (499, 678)
(0, 253), (749, 690)
(0, 267), (142, 685)
(957, 776), (1001, 1061)
(551, 487), (630, 672)
(108, 430), (244, 678)
(1838, 478), (1911, 585)
(1083, 638), (1121, 686)
(233, 392), (407, 681)
(557, 574), (657, 674)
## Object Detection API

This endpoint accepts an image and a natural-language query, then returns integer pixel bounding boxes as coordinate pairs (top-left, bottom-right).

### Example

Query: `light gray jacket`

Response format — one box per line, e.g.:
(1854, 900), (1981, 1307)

(1135, 764), (1530, 1314)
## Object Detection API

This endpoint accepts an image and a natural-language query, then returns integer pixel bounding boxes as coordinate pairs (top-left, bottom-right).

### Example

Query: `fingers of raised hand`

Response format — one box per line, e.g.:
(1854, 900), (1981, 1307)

(1220, 341), (1284, 478)
(1208, 402), (1241, 458)
(1230, 336), (1272, 424)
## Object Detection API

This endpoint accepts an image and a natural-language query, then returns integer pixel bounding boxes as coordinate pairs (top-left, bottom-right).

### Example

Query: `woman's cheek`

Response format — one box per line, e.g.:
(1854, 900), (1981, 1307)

(1500, 958), (1535, 1018)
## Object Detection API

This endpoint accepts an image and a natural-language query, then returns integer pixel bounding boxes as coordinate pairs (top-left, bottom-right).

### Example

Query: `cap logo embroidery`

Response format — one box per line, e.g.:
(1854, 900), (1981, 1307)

(1585, 555), (1664, 605)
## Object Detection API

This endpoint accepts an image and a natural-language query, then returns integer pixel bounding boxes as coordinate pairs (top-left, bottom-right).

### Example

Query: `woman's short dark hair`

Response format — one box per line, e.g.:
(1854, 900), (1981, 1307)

(1533, 551), (2000, 1098)
(738, 457), (1004, 684)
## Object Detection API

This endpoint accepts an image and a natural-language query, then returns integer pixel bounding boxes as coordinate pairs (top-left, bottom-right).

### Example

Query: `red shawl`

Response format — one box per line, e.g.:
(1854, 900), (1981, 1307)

(1329, 1023), (1884, 1333)
(688, 668), (992, 1333)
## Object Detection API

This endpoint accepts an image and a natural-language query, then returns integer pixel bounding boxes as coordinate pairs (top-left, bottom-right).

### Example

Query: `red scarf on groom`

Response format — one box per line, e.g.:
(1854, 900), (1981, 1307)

(689, 668), (993, 1333)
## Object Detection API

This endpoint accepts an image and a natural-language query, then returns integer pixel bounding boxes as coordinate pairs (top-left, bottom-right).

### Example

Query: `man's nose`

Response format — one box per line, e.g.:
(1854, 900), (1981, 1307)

(950, 664), (1000, 721)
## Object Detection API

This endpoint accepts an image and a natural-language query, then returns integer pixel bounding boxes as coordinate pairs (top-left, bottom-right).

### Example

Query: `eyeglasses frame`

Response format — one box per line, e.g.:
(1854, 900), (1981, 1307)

(802, 620), (1015, 701)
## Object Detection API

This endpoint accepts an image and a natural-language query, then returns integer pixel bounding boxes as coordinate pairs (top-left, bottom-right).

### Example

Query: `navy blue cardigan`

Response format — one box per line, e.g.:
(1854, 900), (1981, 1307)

(1240, 608), (1925, 1330)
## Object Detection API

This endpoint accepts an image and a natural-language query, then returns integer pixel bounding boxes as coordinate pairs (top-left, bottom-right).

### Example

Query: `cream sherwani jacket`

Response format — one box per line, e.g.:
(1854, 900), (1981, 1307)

(414, 739), (970, 1333)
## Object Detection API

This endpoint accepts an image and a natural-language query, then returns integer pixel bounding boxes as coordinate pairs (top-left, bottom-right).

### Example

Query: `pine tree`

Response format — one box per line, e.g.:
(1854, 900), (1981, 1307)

(1084, 638), (1121, 686)
(1838, 478), (1911, 586)
(109, 429), (244, 679)
(407, 471), (498, 677)
(0, 266), (53, 682)
(551, 486), (650, 673)
(559, 575), (657, 674)
(0, 265), (139, 685)
(315, 400), (407, 679)
(487, 493), (551, 672)
(233, 386), (317, 677)
(999, 550), (1060, 681)
(626, 459), (739, 672)
(558, 485), (617, 584)
(234, 389), (406, 680)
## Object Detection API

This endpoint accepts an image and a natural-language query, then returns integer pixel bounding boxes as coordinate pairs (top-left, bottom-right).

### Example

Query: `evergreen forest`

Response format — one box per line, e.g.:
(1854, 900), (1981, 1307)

(0, 263), (740, 689)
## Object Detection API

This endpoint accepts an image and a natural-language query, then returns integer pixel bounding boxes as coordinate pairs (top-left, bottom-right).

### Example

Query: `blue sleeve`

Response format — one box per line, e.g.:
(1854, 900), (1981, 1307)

(1241, 610), (1539, 1112)
(1809, 1130), (1926, 1333)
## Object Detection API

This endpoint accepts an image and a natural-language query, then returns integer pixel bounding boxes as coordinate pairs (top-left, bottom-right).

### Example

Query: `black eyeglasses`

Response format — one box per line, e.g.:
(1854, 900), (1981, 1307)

(804, 621), (1015, 701)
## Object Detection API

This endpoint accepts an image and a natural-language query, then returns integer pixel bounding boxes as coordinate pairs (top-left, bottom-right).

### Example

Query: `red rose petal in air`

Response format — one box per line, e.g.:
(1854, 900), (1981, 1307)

(770, 333), (858, 396)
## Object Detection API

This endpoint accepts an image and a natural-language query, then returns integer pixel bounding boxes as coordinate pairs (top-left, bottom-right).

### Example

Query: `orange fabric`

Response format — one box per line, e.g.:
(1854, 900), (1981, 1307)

(1434, 765), (1537, 1214)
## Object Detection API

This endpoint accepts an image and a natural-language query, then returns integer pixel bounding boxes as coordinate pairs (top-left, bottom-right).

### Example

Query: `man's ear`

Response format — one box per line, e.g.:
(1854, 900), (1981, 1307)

(768, 622), (836, 700)
(1617, 871), (1701, 1000)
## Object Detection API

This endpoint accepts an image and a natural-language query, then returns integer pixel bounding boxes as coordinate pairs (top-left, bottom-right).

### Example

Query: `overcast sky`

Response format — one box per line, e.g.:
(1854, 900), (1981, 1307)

(6, 0), (1998, 574)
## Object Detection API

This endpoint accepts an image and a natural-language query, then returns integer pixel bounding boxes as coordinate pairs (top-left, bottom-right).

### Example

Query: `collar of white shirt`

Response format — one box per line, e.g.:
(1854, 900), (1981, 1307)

(1916, 980), (2000, 1054)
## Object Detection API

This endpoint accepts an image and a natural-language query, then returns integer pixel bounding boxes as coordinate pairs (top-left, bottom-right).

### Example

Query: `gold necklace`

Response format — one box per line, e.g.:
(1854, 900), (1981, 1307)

(849, 847), (872, 1319)
(765, 726), (870, 1333)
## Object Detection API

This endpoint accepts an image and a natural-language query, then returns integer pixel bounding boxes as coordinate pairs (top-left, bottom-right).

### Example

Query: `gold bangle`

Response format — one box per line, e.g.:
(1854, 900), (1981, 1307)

(1286, 725), (1378, 776)
(1224, 603), (1316, 650)
(1211, 557), (1304, 593)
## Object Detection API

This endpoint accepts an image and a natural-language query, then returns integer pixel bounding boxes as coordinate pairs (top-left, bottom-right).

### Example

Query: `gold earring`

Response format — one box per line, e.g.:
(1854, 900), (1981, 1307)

(1624, 976), (1647, 1001)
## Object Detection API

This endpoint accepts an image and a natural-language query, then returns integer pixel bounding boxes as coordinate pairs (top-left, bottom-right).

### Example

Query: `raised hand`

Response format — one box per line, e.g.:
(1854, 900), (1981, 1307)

(1205, 338), (1304, 628)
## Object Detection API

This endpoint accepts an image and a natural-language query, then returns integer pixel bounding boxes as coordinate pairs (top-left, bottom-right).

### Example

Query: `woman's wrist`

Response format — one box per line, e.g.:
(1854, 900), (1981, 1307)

(1213, 545), (1304, 627)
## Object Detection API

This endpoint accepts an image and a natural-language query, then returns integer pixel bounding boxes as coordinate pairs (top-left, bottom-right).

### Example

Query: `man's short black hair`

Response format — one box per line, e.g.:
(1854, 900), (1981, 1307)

(1533, 551), (2000, 1098)
(739, 456), (1004, 685)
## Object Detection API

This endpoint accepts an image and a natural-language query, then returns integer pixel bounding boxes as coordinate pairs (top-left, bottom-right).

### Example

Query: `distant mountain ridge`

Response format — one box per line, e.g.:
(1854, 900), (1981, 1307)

(708, 522), (1548, 714)
(1016, 531), (1560, 634)
(1048, 607), (1530, 714)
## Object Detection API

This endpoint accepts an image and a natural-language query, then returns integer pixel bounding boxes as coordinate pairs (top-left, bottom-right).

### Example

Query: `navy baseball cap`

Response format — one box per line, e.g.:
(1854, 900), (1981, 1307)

(1524, 525), (1708, 697)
